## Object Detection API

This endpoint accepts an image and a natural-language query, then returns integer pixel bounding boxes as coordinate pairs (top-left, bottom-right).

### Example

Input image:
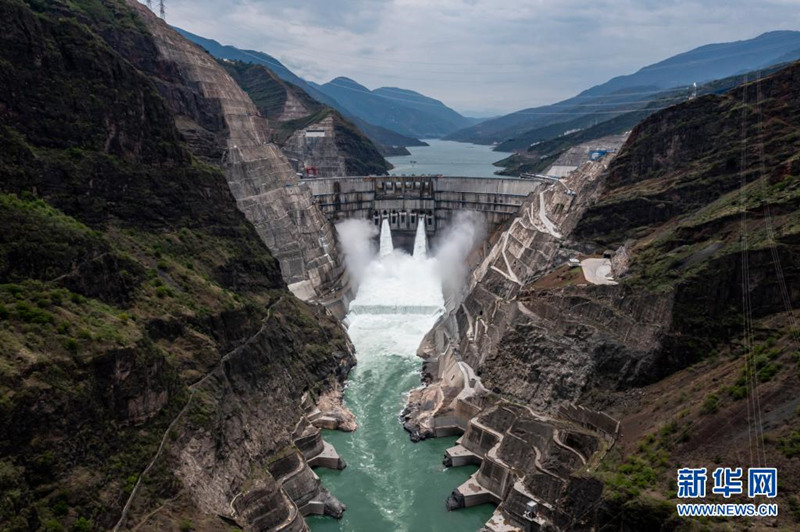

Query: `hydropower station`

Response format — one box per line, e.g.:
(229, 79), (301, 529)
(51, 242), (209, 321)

(303, 175), (542, 250)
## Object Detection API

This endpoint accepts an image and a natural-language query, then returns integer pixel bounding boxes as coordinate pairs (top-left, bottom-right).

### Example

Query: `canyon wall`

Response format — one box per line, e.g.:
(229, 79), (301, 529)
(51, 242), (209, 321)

(407, 63), (800, 530)
(0, 1), (358, 530)
(124, 2), (347, 302)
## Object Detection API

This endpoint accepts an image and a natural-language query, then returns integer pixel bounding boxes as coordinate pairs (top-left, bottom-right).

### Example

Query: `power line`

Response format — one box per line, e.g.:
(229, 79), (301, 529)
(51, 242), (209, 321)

(739, 73), (756, 467)
(755, 71), (797, 329)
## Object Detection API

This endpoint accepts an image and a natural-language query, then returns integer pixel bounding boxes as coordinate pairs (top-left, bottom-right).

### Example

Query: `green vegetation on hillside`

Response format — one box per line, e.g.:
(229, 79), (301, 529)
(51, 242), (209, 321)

(575, 63), (800, 530)
(0, 1), (350, 530)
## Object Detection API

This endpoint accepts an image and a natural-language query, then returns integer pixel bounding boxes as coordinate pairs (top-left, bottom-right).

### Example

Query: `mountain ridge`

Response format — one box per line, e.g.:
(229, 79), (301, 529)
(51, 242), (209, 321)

(175, 29), (477, 141)
(446, 30), (800, 147)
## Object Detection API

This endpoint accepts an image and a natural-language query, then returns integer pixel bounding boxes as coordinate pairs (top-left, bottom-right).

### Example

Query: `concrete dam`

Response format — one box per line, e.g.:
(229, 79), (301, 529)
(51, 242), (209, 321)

(303, 175), (541, 248)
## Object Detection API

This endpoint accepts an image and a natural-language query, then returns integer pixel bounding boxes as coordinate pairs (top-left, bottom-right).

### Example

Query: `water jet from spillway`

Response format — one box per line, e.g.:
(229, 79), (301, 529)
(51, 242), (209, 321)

(413, 218), (427, 259)
(379, 218), (393, 258)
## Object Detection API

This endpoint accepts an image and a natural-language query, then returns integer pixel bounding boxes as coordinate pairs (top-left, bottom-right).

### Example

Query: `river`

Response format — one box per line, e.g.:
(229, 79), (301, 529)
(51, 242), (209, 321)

(307, 220), (494, 532)
(387, 139), (502, 178)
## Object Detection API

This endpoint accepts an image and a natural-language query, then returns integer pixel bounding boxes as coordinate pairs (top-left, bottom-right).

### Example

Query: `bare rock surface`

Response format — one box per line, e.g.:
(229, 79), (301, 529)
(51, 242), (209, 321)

(128, 1), (344, 302)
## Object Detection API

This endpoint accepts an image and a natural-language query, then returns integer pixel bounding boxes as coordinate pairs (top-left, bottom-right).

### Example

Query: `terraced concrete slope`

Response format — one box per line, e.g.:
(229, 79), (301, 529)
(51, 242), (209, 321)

(404, 156), (622, 530)
(127, 2), (345, 303)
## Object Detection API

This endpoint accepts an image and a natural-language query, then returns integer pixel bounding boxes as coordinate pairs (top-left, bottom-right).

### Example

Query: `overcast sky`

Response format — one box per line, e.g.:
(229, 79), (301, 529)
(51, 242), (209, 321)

(161, 0), (799, 116)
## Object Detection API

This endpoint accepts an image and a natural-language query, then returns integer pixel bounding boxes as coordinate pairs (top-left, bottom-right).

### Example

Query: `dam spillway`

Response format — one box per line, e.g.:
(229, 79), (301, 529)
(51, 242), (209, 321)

(379, 218), (394, 258)
(413, 218), (428, 259)
(349, 218), (442, 317)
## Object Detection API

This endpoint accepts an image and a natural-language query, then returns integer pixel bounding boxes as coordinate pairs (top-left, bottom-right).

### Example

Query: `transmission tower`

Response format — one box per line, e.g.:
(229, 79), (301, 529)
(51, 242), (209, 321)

(144, 0), (165, 19)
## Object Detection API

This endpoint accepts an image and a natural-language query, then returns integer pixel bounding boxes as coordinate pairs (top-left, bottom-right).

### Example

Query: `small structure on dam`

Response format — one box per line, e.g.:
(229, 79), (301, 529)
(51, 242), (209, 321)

(303, 175), (541, 244)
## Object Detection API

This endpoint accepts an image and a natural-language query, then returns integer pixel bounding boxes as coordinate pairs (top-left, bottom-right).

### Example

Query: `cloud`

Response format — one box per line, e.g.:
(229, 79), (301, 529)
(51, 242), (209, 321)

(161, 0), (799, 115)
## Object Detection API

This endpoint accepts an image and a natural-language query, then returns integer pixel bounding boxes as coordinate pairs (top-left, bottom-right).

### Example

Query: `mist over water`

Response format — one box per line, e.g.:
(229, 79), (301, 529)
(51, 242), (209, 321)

(309, 216), (493, 531)
(335, 219), (378, 287)
(432, 211), (487, 298)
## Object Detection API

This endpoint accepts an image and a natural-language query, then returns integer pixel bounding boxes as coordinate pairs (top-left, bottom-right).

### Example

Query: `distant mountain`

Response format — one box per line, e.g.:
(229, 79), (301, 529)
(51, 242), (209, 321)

(309, 77), (477, 139)
(173, 28), (338, 108)
(494, 60), (795, 176)
(447, 30), (800, 147)
(175, 28), (473, 142)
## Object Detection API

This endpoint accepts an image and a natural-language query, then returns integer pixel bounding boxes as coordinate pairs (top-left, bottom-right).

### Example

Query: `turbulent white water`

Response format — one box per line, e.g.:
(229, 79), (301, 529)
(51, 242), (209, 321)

(350, 220), (442, 317)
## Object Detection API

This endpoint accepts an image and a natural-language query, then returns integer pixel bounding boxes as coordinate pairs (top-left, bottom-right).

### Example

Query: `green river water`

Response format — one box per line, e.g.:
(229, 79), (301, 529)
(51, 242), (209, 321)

(307, 223), (495, 531)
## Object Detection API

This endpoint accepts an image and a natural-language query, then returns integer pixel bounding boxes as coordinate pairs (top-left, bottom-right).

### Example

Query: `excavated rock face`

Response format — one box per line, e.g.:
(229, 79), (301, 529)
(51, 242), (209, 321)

(125, 1), (344, 300)
(446, 157), (622, 406)
(221, 61), (391, 178)
(282, 115), (350, 177)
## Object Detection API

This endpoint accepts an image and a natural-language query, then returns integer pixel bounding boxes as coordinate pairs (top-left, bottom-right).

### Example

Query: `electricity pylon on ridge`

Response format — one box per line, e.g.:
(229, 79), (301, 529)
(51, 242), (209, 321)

(144, 0), (165, 19)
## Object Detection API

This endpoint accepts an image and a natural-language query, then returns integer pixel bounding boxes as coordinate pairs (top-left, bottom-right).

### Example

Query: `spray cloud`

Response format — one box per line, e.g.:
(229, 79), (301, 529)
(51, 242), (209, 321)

(336, 218), (378, 287)
(432, 211), (487, 296)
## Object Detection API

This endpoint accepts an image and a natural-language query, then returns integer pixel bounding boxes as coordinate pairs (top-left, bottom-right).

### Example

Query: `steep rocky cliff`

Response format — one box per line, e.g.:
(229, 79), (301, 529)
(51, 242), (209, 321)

(116, 2), (347, 304)
(407, 62), (800, 530)
(221, 61), (390, 177)
(0, 1), (354, 530)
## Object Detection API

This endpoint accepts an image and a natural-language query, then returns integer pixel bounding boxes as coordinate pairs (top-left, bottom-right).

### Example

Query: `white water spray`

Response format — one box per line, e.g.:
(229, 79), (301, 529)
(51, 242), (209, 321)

(432, 211), (486, 297)
(379, 218), (394, 258)
(413, 217), (428, 259)
(335, 219), (378, 287)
